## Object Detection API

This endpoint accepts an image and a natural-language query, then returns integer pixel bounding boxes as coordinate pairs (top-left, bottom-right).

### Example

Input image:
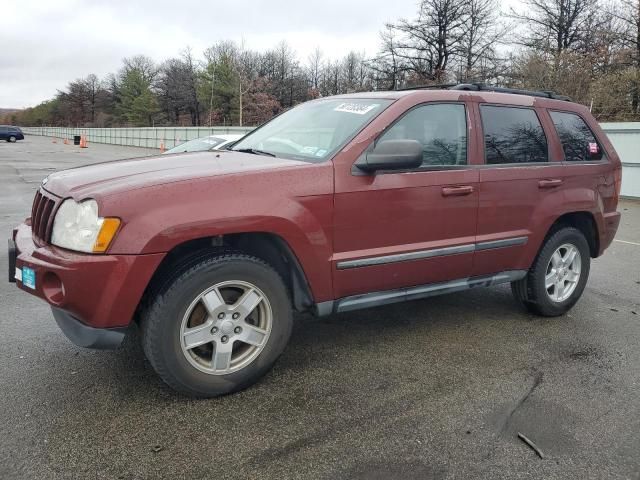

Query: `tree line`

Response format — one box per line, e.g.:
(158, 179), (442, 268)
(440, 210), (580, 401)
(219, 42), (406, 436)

(5, 0), (640, 127)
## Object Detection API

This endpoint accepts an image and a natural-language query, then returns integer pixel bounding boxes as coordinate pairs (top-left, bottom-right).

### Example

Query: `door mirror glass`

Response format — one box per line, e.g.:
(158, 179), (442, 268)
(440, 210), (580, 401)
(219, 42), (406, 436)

(358, 139), (423, 172)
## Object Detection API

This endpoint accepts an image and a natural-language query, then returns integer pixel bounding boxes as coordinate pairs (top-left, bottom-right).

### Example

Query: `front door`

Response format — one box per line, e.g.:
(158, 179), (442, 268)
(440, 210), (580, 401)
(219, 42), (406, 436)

(332, 102), (480, 299)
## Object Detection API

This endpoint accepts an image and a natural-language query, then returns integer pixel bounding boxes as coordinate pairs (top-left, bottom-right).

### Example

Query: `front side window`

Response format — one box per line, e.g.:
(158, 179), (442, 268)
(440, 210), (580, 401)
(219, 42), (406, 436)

(550, 111), (603, 162)
(377, 103), (467, 167)
(481, 105), (548, 164)
(232, 98), (393, 162)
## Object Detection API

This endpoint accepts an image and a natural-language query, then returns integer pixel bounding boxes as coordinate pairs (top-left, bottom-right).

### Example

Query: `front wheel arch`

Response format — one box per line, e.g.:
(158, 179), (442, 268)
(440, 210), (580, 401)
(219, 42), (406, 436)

(137, 232), (315, 323)
(140, 252), (293, 397)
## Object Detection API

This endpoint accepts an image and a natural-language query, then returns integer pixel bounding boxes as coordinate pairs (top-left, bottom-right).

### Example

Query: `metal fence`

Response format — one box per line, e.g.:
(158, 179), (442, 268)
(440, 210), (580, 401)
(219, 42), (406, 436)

(19, 123), (640, 198)
(19, 126), (254, 149)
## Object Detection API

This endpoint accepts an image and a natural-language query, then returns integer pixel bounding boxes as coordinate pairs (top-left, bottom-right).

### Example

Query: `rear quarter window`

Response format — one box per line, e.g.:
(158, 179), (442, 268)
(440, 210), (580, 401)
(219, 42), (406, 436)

(480, 105), (548, 164)
(550, 111), (604, 162)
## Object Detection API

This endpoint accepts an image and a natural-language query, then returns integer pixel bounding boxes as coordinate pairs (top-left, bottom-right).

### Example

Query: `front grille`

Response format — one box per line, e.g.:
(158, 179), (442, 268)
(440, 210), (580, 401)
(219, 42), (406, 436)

(31, 189), (59, 245)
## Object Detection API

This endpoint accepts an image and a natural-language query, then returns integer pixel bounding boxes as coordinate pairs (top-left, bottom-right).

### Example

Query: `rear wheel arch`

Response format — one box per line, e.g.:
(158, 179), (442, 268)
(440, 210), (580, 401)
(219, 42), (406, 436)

(543, 211), (599, 258)
(512, 225), (591, 316)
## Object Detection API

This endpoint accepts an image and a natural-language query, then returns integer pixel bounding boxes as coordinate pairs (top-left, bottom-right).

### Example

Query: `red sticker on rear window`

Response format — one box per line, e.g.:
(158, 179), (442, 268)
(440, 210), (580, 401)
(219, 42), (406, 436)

(588, 142), (599, 154)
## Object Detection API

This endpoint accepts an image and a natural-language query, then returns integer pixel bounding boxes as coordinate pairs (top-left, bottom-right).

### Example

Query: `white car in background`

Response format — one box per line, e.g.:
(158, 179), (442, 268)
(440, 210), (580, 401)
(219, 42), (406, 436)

(162, 134), (244, 154)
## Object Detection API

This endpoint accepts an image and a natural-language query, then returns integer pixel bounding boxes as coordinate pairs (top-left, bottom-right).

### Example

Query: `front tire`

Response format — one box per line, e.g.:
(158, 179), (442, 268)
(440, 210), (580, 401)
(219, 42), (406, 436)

(8, 136), (17, 143)
(141, 253), (293, 397)
(511, 226), (590, 317)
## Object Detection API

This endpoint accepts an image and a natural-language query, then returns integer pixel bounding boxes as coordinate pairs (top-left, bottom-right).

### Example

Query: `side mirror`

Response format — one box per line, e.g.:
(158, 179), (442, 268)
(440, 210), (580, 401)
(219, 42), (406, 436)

(357, 139), (423, 172)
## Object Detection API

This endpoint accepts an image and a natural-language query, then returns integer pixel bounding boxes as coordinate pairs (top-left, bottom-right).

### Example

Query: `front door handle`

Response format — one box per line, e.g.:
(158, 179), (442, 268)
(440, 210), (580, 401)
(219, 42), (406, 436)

(442, 185), (474, 197)
(538, 178), (563, 188)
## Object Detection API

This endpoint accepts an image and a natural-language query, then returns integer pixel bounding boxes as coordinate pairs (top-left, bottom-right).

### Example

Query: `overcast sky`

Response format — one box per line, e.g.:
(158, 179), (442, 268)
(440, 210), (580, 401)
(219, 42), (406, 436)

(0, 0), (428, 109)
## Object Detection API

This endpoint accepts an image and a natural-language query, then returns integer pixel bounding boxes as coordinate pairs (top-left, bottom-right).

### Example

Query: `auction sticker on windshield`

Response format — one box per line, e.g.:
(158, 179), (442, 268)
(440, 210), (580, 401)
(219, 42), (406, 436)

(334, 103), (379, 115)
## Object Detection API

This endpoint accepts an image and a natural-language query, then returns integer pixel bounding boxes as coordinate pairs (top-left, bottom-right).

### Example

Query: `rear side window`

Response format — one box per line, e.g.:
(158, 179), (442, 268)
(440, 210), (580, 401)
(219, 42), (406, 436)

(550, 111), (603, 162)
(378, 103), (467, 167)
(480, 105), (548, 164)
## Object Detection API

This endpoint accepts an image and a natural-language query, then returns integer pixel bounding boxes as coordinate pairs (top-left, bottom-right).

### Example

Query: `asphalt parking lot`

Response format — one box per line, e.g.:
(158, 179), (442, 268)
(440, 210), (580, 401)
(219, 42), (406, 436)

(1, 136), (639, 479)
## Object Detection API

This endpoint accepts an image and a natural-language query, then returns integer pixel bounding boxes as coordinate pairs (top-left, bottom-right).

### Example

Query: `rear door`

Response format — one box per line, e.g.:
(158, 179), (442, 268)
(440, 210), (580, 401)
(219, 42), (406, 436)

(472, 103), (566, 276)
(332, 101), (480, 299)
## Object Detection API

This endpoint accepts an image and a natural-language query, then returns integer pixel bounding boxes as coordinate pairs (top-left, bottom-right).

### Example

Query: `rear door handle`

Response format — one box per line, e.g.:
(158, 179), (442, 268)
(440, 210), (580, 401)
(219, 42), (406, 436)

(538, 179), (563, 188)
(442, 185), (474, 197)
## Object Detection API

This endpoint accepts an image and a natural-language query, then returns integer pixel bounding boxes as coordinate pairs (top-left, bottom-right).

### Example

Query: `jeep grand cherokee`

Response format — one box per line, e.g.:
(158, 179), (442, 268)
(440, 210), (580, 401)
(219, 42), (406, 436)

(8, 84), (622, 397)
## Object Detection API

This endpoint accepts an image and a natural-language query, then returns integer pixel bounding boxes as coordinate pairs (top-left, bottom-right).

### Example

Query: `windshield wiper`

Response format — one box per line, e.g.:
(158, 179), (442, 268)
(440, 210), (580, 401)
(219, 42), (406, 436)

(233, 148), (276, 157)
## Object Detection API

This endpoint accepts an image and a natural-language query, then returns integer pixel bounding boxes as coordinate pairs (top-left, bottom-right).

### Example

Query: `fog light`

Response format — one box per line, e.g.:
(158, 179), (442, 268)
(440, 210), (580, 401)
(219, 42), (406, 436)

(43, 272), (65, 305)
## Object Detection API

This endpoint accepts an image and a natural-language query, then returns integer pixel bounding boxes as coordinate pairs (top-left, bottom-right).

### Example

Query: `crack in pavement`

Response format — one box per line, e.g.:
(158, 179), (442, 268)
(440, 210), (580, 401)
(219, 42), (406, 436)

(501, 370), (543, 433)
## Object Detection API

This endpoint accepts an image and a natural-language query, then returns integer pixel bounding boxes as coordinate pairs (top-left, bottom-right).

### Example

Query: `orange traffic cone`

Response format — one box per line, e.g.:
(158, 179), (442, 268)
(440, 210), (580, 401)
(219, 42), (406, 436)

(159, 140), (165, 153)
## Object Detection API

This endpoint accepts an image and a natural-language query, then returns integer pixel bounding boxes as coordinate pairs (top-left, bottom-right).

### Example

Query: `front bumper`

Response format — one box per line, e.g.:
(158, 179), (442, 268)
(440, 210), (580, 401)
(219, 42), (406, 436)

(52, 307), (128, 349)
(10, 222), (165, 348)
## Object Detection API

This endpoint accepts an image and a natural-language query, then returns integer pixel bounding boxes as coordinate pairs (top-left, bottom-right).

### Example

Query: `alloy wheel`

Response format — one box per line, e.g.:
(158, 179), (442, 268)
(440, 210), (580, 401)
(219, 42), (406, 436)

(545, 243), (582, 303)
(179, 280), (272, 375)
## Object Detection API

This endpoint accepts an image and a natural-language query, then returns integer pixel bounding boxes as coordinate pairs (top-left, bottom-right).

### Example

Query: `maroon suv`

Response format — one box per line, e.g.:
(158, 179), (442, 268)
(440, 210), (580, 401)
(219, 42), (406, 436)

(8, 85), (622, 397)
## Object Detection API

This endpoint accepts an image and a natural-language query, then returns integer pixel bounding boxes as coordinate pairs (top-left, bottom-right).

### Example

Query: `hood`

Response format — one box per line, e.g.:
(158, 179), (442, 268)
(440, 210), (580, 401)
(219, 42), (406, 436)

(43, 151), (309, 200)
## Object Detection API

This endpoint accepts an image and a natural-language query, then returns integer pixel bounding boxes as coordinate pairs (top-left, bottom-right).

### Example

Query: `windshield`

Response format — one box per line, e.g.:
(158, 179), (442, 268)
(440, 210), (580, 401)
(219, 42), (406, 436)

(165, 136), (226, 154)
(231, 98), (393, 162)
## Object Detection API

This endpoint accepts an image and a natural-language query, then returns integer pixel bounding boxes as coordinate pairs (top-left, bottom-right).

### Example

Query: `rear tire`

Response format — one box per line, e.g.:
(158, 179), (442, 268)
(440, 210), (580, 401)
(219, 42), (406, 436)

(511, 226), (590, 317)
(141, 252), (293, 397)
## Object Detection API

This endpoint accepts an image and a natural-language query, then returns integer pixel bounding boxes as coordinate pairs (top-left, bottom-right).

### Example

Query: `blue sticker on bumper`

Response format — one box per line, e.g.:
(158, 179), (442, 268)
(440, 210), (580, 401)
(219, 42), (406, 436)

(22, 266), (36, 289)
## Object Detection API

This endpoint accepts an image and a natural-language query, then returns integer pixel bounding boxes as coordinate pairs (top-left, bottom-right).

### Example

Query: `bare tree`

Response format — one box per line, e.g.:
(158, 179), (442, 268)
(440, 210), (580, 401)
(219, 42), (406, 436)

(307, 47), (323, 90)
(369, 26), (407, 89)
(458, 0), (507, 81)
(121, 55), (157, 84)
(510, 0), (599, 54)
(612, 0), (640, 112)
(182, 48), (202, 125)
(391, 0), (470, 82)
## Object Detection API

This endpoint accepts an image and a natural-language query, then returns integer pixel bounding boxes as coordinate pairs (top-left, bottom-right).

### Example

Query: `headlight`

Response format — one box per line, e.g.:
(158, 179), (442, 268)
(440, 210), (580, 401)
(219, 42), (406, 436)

(51, 199), (121, 253)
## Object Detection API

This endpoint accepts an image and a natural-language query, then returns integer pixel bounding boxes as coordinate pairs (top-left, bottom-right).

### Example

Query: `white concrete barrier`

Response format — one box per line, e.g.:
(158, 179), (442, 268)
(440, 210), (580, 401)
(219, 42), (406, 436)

(20, 126), (254, 150)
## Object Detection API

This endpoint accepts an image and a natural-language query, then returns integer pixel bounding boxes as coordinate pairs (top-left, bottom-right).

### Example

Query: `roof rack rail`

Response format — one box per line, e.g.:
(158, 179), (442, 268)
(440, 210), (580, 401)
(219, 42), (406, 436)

(395, 83), (458, 91)
(450, 83), (571, 101)
(396, 82), (571, 101)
